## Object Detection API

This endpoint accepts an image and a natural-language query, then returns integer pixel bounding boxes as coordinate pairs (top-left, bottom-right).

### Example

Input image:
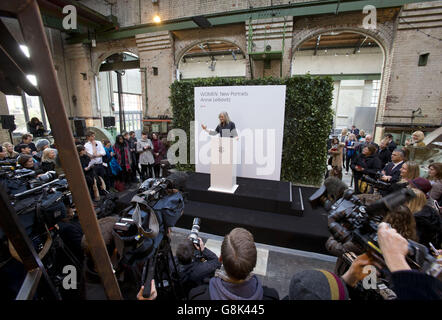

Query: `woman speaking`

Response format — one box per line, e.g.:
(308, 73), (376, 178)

(201, 111), (238, 138)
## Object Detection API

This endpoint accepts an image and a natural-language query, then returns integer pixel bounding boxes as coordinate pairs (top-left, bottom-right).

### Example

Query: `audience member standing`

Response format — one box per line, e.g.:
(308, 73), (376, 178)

(328, 137), (345, 180)
(123, 132), (139, 183)
(350, 125), (359, 136)
(151, 133), (165, 178)
(137, 132), (154, 181)
(384, 133), (397, 153)
(114, 134), (132, 188)
(377, 138), (392, 168)
(84, 131), (108, 191)
(351, 144), (382, 194)
(77, 145), (100, 201)
(344, 134), (357, 174)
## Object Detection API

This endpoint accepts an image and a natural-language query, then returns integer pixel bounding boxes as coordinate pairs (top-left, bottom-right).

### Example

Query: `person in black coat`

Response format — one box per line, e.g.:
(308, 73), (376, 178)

(380, 149), (405, 185)
(351, 144), (382, 194)
(175, 238), (221, 297)
(384, 133), (397, 154)
(377, 138), (392, 168)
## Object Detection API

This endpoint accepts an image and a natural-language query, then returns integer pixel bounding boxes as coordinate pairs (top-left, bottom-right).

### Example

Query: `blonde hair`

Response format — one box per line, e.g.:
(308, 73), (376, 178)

(348, 133), (356, 141)
(406, 188), (427, 214)
(359, 129), (366, 136)
(219, 111), (231, 124)
(412, 131), (425, 142)
(402, 161), (420, 181)
(2, 142), (17, 157)
(341, 128), (348, 135)
(42, 148), (57, 162)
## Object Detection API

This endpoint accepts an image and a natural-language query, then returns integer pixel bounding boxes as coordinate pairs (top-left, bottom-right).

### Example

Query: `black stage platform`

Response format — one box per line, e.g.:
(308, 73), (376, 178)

(113, 174), (330, 255)
(178, 172), (329, 254)
(185, 172), (304, 216)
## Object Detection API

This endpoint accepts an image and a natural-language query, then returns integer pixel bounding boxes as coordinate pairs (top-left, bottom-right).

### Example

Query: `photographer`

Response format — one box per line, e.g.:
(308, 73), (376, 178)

(175, 237), (221, 297)
(377, 222), (442, 299)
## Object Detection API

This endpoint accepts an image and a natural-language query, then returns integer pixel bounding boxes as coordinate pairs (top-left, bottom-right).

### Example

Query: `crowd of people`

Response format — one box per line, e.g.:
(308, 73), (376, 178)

(0, 130), (169, 201)
(1, 124), (441, 301)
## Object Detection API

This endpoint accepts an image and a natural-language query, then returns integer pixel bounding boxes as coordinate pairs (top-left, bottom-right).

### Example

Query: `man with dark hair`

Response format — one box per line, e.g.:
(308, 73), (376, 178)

(17, 144), (32, 155)
(175, 237), (221, 297)
(350, 125), (359, 136)
(14, 133), (37, 154)
(189, 228), (279, 300)
(384, 133), (397, 153)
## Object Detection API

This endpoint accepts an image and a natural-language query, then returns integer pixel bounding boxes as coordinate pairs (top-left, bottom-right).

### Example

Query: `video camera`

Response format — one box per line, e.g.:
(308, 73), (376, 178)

(360, 171), (407, 194)
(112, 172), (187, 300)
(310, 179), (442, 283)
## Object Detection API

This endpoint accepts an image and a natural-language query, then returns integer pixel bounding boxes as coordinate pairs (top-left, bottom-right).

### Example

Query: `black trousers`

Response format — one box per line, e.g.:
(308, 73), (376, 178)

(153, 163), (161, 178)
(140, 164), (153, 181)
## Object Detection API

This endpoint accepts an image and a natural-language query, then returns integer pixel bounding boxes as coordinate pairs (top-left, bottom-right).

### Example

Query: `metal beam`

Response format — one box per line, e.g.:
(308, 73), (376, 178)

(66, 0), (440, 44)
(14, 0), (122, 300)
(99, 59), (140, 72)
(0, 186), (60, 300)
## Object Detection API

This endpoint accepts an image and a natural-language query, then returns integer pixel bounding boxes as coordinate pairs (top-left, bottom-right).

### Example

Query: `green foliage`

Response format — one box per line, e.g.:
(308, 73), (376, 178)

(169, 75), (334, 186)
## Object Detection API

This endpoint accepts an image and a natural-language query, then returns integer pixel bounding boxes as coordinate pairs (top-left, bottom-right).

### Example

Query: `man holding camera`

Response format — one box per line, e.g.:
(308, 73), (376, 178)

(175, 237), (221, 297)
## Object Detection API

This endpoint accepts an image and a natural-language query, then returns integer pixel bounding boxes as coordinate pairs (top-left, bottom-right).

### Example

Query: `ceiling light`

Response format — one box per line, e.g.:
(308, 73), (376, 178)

(27, 75), (37, 86)
(153, 15), (161, 23)
(20, 45), (30, 58)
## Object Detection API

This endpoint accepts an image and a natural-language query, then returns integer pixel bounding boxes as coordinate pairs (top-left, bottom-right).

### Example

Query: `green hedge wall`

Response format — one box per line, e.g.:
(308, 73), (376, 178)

(169, 76), (334, 186)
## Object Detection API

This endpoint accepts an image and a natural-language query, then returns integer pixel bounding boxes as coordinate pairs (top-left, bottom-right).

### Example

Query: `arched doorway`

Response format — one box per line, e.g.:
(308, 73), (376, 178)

(291, 31), (386, 137)
(96, 52), (143, 136)
(177, 40), (247, 80)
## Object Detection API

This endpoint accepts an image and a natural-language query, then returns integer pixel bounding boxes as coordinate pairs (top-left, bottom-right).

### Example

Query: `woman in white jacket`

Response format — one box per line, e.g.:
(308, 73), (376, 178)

(137, 131), (154, 181)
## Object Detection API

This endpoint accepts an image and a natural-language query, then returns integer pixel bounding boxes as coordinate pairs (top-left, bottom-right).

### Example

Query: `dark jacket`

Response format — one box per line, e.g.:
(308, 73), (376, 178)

(14, 142), (37, 153)
(414, 205), (442, 248)
(27, 121), (45, 137)
(377, 148), (391, 168)
(387, 140), (397, 153)
(188, 276), (279, 300)
(40, 161), (55, 173)
(391, 270), (442, 300)
(351, 153), (382, 179)
(177, 247), (221, 297)
(382, 161), (404, 184)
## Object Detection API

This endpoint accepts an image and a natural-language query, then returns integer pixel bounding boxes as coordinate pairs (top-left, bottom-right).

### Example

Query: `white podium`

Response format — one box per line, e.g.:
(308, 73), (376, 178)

(208, 136), (239, 194)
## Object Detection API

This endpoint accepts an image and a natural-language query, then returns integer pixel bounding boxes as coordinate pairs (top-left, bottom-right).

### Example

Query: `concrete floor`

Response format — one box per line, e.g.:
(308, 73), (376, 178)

(170, 227), (337, 299)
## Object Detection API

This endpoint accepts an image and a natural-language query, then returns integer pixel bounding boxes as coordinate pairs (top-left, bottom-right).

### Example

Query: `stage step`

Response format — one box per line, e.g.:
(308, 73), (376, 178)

(177, 185), (330, 254)
(185, 172), (304, 217)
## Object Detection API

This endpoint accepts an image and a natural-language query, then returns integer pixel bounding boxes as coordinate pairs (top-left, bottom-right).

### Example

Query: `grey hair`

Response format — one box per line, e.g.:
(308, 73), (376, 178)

(219, 111), (230, 124)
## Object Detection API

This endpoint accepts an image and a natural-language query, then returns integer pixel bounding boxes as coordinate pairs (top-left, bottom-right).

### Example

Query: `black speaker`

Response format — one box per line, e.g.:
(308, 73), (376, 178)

(1, 115), (16, 131)
(103, 116), (115, 127)
(74, 119), (87, 137)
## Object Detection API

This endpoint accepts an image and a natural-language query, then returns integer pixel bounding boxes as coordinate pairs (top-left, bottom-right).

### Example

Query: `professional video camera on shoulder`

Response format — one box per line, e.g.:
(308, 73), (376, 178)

(310, 178), (442, 284)
(112, 172), (187, 299)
